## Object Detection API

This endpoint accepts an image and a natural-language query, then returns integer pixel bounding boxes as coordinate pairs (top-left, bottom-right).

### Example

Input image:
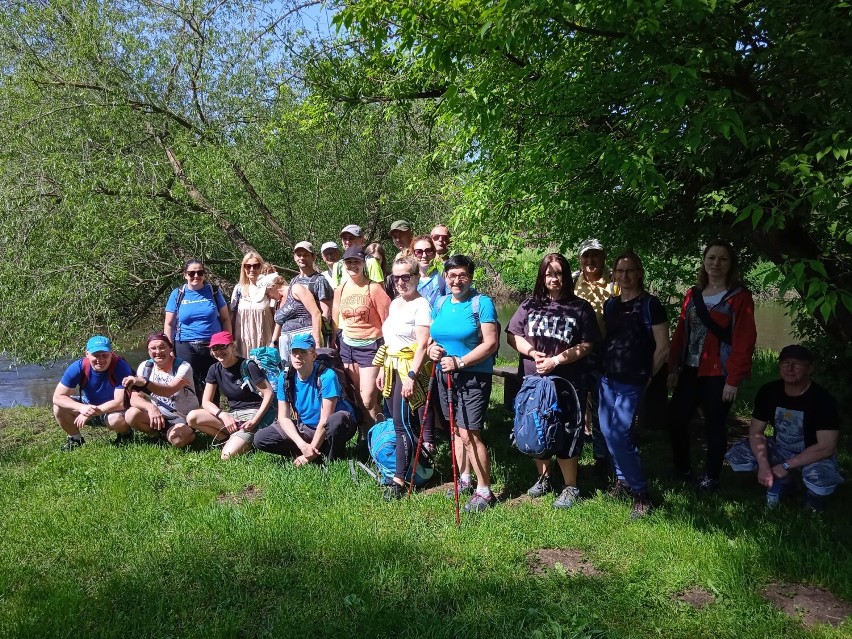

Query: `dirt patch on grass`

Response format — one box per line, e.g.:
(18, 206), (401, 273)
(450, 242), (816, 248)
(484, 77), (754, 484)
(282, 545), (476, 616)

(676, 587), (715, 609)
(217, 484), (263, 504)
(527, 548), (602, 577)
(421, 481), (453, 496)
(761, 582), (852, 628)
(505, 493), (534, 507)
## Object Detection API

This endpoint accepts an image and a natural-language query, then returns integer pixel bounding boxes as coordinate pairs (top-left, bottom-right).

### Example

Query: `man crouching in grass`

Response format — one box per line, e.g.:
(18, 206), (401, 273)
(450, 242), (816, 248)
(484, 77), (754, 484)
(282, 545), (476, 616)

(254, 334), (357, 465)
(52, 335), (134, 451)
(725, 344), (844, 511)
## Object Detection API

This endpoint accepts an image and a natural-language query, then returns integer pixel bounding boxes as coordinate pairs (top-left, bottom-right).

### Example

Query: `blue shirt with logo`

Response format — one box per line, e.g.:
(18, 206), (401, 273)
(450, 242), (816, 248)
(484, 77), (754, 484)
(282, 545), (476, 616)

(165, 284), (228, 342)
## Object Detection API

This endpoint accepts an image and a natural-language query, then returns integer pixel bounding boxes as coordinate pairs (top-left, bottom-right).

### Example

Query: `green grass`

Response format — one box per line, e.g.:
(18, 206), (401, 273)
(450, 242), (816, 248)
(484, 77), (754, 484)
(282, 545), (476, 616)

(1, 390), (850, 639)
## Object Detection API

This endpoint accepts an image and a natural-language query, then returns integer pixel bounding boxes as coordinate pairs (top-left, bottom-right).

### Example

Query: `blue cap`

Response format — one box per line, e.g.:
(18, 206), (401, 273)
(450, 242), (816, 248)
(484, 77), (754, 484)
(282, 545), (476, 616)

(85, 335), (113, 354)
(290, 334), (316, 351)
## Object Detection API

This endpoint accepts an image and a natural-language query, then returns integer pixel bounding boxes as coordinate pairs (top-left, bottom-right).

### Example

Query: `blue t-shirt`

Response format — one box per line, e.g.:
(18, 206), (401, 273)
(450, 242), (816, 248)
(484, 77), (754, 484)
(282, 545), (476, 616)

(276, 363), (354, 427)
(417, 271), (447, 308)
(165, 284), (228, 342)
(60, 357), (134, 404)
(430, 293), (497, 374)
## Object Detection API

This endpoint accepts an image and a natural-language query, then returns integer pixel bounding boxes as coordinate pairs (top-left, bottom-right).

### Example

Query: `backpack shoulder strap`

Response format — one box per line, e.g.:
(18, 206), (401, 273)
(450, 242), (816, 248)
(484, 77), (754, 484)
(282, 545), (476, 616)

(79, 357), (90, 392)
(174, 285), (186, 341)
(690, 286), (733, 345)
(142, 359), (155, 381)
(642, 293), (653, 336)
(435, 294), (449, 314)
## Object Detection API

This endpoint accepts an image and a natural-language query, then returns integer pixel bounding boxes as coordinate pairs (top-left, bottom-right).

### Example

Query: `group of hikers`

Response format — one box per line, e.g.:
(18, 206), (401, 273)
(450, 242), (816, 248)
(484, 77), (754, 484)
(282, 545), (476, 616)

(51, 221), (844, 516)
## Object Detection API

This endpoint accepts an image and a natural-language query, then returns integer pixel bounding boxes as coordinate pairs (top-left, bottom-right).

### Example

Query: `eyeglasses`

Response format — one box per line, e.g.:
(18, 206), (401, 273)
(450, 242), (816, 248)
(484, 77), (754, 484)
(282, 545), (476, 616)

(614, 268), (638, 275)
(392, 274), (414, 283)
(244, 263), (261, 270)
(431, 234), (450, 242)
(210, 344), (230, 352)
(779, 360), (809, 369)
(413, 248), (435, 257)
(186, 270), (205, 277)
(446, 273), (470, 282)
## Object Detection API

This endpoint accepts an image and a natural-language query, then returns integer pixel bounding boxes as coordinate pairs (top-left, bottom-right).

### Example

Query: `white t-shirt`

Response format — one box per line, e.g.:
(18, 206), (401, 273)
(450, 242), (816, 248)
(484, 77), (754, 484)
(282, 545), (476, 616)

(382, 296), (432, 352)
(136, 359), (199, 417)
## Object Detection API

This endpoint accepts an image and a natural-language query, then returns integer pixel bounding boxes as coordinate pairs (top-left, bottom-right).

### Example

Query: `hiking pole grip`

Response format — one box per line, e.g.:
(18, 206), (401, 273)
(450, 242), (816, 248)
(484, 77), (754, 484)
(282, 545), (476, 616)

(446, 371), (461, 527)
(408, 363), (437, 497)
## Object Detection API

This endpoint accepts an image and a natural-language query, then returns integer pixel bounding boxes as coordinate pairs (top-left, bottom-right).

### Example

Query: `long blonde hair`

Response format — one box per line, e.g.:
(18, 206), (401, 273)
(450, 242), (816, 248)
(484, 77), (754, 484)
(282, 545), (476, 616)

(238, 252), (266, 295)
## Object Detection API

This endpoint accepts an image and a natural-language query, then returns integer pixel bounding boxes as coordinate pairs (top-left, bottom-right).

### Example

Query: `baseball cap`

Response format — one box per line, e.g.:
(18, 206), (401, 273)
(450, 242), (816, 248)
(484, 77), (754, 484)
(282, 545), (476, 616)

(390, 220), (412, 232)
(290, 334), (316, 351)
(85, 335), (113, 354)
(294, 241), (315, 254)
(257, 272), (279, 289)
(578, 238), (605, 256)
(340, 224), (362, 237)
(320, 241), (339, 254)
(343, 246), (366, 261)
(778, 344), (814, 362)
(209, 331), (235, 348)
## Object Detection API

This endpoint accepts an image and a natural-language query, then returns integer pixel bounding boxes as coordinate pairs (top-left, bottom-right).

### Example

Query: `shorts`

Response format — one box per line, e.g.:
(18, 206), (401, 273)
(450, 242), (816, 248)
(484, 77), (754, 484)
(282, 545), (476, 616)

(225, 407), (276, 443)
(435, 371), (492, 431)
(71, 395), (119, 427)
(340, 337), (384, 367)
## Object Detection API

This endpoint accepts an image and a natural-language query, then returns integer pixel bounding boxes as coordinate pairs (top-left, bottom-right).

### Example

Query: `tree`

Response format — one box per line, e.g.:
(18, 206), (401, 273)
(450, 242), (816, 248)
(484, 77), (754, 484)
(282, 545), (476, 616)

(0, 0), (457, 362)
(312, 0), (852, 345)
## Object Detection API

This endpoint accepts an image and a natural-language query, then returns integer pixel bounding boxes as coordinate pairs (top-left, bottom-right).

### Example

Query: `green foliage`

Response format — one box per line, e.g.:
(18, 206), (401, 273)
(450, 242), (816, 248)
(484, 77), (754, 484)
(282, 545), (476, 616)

(315, 0), (852, 346)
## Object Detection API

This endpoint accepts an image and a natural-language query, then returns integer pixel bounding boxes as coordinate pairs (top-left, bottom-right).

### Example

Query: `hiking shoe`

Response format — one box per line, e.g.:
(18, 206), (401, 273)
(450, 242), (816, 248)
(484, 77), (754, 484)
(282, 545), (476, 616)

(112, 431), (134, 447)
(446, 480), (474, 499)
(383, 483), (405, 501)
(553, 486), (581, 509)
(696, 476), (720, 492)
(463, 491), (497, 512)
(630, 493), (653, 519)
(527, 474), (552, 498)
(60, 436), (85, 452)
(607, 480), (632, 500)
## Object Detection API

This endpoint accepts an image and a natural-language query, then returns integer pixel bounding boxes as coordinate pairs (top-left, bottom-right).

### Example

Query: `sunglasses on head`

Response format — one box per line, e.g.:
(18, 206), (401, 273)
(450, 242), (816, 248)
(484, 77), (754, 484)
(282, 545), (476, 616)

(186, 270), (205, 277)
(392, 274), (414, 283)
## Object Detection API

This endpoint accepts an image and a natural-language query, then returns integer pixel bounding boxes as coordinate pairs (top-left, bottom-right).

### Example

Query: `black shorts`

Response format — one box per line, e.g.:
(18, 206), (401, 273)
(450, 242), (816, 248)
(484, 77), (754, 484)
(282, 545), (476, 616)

(436, 370), (492, 430)
(340, 338), (384, 367)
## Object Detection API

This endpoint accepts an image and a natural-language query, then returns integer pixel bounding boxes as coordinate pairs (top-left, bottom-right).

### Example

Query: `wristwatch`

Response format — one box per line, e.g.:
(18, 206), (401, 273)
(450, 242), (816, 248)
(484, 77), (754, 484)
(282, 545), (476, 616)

(407, 370), (417, 380)
(782, 462), (791, 471)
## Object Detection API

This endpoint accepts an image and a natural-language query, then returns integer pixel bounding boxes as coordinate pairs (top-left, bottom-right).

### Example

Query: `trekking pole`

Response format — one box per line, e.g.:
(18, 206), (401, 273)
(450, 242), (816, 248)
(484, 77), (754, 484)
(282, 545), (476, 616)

(446, 371), (461, 527)
(408, 363), (437, 497)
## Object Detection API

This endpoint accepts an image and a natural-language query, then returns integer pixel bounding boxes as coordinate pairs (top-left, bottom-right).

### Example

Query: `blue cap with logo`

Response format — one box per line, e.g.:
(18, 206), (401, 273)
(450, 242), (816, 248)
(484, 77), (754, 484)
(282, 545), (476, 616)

(85, 335), (113, 354)
(290, 334), (316, 351)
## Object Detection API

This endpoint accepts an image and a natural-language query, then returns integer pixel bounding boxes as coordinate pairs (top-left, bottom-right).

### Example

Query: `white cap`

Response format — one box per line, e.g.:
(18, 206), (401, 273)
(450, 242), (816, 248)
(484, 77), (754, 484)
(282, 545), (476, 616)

(320, 241), (339, 254)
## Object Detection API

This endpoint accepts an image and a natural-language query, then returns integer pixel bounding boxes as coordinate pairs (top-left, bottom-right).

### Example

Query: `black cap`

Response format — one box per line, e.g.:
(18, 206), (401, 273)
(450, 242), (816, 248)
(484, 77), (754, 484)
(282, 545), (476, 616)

(778, 344), (814, 362)
(343, 246), (366, 261)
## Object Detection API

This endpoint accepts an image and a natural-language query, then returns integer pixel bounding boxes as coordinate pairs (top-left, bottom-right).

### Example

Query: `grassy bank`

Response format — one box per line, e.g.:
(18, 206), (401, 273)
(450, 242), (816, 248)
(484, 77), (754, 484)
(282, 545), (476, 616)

(1, 388), (850, 639)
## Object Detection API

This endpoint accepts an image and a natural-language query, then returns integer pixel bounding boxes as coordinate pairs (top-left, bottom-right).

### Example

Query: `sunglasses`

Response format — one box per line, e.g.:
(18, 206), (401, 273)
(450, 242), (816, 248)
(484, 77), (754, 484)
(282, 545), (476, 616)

(210, 344), (230, 352)
(185, 270), (206, 277)
(392, 274), (415, 283)
(244, 263), (261, 270)
(431, 234), (449, 242)
(413, 248), (435, 257)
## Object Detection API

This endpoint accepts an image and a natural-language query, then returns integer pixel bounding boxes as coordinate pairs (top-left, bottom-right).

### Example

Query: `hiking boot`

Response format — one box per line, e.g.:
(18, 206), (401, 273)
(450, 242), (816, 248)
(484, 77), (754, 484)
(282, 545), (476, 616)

(463, 491), (497, 512)
(527, 474), (552, 498)
(553, 486), (581, 509)
(60, 436), (85, 452)
(607, 480), (632, 500)
(630, 493), (653, 519)
(112, 431), (134, 447)
(383, 483), (405, 501)
(696, 475), (720, 492)
(446, 479), (474, 499)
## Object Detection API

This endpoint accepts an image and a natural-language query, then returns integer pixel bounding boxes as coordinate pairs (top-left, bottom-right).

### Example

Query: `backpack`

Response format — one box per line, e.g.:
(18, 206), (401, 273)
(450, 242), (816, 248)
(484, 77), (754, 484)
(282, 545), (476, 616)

(80, 354), (126, 391)
(367, 413), (434, 487)
(603, 293), (654, 338)
(240, 347), (281, 394)
(139, 357), (193, 413)
(434, 293), (501, 362)
(285, 347), (360, 422)
(173, 283), (223, 341)
(511, 375), (582, 458)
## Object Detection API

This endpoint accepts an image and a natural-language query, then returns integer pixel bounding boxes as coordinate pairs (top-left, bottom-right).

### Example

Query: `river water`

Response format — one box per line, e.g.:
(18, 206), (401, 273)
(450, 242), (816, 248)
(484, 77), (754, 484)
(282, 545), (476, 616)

(0, 302), (796, 408)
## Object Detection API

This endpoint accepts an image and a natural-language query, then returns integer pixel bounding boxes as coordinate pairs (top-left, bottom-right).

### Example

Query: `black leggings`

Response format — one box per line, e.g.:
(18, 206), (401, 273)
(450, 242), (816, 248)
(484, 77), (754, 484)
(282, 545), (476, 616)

(175, 341), (218, 404)
(668, 367), (731, 481)
(388, 371), (420, 482)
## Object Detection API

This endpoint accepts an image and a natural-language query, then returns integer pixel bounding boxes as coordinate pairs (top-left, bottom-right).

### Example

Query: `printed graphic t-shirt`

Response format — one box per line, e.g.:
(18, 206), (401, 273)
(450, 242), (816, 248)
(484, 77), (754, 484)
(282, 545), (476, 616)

(136, 359), (199, 416)
(753, 379), (839, 449)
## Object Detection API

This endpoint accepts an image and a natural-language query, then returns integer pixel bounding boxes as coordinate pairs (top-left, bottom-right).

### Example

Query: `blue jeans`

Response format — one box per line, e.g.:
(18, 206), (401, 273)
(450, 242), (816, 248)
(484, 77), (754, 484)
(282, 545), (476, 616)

(598, 376), (648, 493)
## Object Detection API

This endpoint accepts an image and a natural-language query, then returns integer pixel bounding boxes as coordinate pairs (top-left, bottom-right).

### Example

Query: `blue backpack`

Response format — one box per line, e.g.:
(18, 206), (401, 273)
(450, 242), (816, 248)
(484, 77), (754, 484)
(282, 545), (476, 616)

(511, 375), (582, 457)
(367, 414), (434, 487)
(240, 346), (281, 394)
